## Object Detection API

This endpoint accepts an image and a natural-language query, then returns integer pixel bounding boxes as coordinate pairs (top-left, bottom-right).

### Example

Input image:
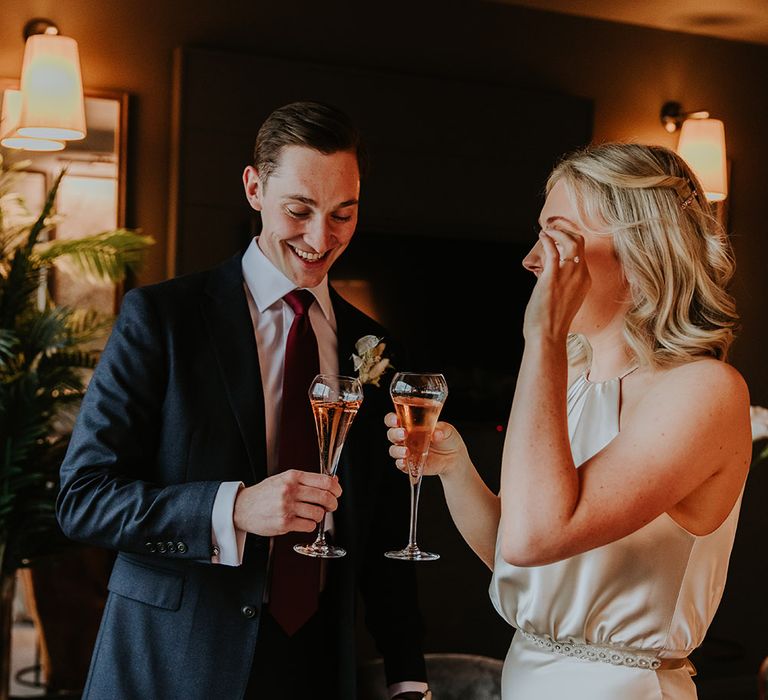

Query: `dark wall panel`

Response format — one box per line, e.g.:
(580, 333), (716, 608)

(172, 48), (592, 273)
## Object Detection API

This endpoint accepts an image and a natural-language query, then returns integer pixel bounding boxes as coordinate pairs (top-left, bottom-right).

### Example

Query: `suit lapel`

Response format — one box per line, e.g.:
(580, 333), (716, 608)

(332, 289), (362, 379)
(331, 286), (361, 495)
(201, 254), (267, 483)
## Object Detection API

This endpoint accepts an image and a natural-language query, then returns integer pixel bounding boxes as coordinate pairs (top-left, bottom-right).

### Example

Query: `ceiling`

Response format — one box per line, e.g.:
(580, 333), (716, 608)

(493, 0), (768, 46)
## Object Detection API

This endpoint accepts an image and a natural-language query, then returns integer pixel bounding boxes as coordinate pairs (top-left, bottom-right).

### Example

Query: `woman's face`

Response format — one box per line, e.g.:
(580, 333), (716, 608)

(523, 179), (630, 335)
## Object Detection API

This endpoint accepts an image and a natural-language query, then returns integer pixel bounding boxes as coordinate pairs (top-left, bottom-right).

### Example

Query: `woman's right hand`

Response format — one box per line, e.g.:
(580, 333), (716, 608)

(385, 412), (468, 478)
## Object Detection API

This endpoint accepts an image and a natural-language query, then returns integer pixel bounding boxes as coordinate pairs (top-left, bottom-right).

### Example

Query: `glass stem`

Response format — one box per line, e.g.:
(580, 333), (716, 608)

(407, 476), (423, 550)
(314, 512), (327, 548)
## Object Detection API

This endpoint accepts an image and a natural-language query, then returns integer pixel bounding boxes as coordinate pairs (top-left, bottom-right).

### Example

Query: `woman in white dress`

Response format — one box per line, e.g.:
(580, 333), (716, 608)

(385, 143), (751, 699)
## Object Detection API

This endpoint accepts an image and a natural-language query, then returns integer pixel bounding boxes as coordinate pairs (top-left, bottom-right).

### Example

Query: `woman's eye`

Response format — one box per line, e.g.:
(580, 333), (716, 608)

(332, 214), (352, 223)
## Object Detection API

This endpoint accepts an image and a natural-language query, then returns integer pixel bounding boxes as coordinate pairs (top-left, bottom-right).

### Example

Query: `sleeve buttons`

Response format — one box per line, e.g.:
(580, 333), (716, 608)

(241, 605), (257, 619)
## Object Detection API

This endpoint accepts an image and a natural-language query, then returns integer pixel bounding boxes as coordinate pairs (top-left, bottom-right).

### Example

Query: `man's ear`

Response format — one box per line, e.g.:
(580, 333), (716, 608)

(243, 166), (263, 211)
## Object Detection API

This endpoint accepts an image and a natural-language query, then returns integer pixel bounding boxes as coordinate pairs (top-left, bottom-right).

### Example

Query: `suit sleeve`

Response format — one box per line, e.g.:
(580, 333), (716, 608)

(357, 341), (428, 686)
(56, 288), (221, 562)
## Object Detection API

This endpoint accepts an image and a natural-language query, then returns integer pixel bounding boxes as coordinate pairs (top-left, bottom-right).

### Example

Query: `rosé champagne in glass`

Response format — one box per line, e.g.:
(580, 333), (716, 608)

(385, 372), (448, 561)
(294, 374), (363, 559)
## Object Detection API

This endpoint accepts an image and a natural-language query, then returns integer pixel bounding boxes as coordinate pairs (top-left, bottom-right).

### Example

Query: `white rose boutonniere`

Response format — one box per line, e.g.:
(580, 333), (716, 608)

(352, 335), (391, 387)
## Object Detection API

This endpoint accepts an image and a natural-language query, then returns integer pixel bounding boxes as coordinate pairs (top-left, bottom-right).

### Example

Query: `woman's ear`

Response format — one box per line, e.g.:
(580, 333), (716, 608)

(243, 166), (263, 211)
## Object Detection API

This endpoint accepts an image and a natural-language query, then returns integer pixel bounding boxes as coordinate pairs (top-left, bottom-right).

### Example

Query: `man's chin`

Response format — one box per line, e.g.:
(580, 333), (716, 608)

(288, 263), (330, 289)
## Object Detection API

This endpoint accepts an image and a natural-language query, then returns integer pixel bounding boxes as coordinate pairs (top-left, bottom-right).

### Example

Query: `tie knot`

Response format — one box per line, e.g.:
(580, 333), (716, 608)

(284, 289), (316, 317)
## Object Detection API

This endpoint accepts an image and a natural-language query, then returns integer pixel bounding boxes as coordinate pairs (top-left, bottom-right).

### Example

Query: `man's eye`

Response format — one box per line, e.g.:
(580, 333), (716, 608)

(332, 214), (352, 223)
(286, 208), (310, 219)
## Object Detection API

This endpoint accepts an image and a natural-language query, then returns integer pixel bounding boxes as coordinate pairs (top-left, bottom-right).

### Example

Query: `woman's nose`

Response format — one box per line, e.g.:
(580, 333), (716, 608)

(522, 239), (544, 273)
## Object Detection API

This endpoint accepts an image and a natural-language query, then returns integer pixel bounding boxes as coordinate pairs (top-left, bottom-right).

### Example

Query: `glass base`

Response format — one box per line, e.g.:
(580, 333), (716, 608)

(294, 543), (346, 559)
(384, 545), (440, 561)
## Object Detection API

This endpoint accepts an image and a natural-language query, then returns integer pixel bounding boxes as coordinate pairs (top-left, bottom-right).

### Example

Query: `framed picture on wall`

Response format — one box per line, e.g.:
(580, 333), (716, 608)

(4, 168), (48, 227)
(52, 172), (119, 315)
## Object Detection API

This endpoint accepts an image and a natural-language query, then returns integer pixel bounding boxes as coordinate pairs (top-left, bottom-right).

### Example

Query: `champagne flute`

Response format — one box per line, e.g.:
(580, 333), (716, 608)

(294, 374), (363, 559)
(385, 372), (448, 561)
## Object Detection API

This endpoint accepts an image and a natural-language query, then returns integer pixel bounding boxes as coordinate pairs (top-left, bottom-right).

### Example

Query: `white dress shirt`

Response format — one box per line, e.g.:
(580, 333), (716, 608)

(210, 237), (337, 566)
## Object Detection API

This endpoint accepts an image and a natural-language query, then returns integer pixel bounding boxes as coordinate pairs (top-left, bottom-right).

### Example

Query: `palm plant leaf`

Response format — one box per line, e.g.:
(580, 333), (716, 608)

(35, 229), (154, 283)
(0, 171), (64, 327)
(0, 158), (35, 244)
(66, 308), (113, 345)
(17, 306), (73, 358)
(0, 200), (49, 263)
(0, 328), (17, 365)
(41, 350), (99, 372)
(24, 170), (65, 254)
(0, 160), (152, 573)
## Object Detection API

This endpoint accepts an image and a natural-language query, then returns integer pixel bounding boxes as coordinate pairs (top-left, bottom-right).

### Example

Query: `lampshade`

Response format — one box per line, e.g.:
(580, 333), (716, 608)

(0, 88), (65, 151)
(676, 118), (728, 202)
(17, 33), (86, 141)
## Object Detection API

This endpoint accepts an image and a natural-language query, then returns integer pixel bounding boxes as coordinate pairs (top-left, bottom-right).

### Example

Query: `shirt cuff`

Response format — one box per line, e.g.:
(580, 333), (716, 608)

(388, 681), (429, 698)
(211, 481), (246, 566)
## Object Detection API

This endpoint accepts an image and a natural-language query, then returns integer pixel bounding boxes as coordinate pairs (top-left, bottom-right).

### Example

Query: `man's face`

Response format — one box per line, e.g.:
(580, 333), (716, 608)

(243, 145), (360, 289)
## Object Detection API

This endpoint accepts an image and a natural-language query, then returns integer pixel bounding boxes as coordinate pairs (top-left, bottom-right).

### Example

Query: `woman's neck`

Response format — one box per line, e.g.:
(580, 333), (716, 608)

(583, 319), (633, 382)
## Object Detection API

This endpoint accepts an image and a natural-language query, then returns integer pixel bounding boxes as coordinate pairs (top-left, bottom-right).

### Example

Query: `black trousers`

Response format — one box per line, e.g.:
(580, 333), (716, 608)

(245, 599), (340, 699)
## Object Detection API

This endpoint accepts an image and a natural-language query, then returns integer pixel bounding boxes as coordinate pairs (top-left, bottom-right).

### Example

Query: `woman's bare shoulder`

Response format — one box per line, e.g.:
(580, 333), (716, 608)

(622, 358), (750, 448)
(660, 358), (748, 402)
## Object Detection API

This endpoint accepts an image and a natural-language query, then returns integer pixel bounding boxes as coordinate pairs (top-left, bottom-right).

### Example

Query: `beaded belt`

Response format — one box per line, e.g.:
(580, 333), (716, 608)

(519, 630), (694, 673)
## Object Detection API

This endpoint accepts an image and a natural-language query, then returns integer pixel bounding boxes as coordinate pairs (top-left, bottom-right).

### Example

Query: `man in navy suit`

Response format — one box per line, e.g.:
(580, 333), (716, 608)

(57, 101), (429, 699)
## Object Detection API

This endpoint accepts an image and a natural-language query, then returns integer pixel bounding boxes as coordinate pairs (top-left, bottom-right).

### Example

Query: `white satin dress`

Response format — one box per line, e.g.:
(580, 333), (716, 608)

(489, 369), (743, 699)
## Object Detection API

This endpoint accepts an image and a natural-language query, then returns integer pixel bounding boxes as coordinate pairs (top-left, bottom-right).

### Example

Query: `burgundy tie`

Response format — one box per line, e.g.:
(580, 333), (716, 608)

(269, 289), (321, 636)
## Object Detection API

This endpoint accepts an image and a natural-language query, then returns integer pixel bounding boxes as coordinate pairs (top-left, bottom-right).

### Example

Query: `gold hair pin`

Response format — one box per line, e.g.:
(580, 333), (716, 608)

(680, 188), (699, 210)
(676, 177), (699, 210)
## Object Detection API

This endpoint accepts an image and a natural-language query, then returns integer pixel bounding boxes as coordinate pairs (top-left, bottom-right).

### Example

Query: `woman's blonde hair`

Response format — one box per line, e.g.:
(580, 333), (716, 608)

(548, 142), (738, 369)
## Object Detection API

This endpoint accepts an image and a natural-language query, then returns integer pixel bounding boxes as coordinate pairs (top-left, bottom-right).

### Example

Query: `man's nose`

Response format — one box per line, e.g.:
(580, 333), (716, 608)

(304, 218), (334, 252)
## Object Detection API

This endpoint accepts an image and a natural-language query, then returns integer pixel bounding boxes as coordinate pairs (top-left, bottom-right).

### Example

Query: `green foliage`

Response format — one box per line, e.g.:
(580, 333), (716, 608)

(35, 229), (153, 281)
(0, 154), (153, 574)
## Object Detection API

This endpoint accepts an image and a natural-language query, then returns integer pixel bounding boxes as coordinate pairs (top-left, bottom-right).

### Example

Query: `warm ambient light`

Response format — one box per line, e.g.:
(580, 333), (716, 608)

(660, 102), (728, 203)
(17, 32), (86, 141)
(0, 89), (65, 151)
(676, 118), (728, 202)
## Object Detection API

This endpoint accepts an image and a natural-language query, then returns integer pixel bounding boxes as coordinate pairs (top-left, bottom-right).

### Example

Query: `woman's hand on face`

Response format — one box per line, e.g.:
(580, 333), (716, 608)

(385, 412), (467, 478)
(523, 227), (592, 342)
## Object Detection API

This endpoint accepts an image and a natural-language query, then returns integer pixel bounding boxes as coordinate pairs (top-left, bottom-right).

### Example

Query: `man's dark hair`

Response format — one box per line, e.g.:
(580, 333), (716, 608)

(253, 101), (367, 181)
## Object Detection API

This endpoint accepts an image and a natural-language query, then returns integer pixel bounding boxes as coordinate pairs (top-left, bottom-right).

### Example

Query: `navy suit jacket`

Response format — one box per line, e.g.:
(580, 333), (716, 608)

(57, 252), (426, 699)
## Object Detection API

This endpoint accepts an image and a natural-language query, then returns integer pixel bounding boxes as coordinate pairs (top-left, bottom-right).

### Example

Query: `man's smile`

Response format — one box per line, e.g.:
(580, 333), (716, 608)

(287, 242), (328, 263)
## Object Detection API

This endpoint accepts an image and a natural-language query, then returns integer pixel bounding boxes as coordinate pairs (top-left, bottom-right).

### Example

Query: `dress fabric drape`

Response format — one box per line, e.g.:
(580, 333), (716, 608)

(490, 370), (742, 699)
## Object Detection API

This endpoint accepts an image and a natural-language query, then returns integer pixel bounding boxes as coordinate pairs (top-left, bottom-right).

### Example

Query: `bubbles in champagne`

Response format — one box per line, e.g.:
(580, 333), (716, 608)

(311, 400), (361, 476)
(392, 396), (443, 483)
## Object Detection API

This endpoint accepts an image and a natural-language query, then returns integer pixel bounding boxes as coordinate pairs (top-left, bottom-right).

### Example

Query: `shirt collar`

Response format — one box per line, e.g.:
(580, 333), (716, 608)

(241, 237), (334, 322)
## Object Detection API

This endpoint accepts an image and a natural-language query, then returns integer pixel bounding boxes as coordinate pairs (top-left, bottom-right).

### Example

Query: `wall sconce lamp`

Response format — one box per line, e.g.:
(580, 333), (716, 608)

(1, 89), (65, 151)
(0, 18), (86, 152)
(660, 101), (727, 202)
